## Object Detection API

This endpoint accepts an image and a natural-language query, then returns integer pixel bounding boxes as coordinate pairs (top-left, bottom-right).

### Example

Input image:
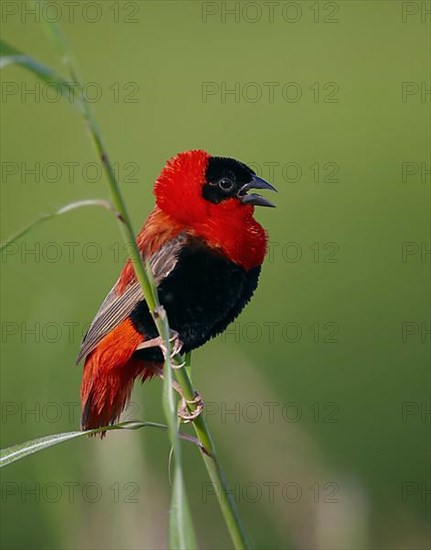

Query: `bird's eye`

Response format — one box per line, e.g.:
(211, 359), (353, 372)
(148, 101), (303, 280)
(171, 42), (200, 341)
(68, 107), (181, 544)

(218, 178), (234, 192)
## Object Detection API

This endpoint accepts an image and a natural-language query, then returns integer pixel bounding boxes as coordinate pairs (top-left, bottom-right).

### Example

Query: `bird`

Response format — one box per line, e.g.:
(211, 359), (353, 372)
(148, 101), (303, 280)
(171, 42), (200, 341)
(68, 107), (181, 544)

(78, 150), (276, 432)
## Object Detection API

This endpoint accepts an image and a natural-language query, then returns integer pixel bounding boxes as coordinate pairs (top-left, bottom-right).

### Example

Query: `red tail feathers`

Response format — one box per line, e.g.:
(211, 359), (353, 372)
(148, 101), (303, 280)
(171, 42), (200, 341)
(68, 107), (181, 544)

(80, 319), (154, 434)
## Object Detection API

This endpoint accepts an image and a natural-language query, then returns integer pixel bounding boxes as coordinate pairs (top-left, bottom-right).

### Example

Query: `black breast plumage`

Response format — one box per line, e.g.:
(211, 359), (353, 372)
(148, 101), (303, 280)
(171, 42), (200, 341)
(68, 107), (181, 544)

(130, 237), (260, 362)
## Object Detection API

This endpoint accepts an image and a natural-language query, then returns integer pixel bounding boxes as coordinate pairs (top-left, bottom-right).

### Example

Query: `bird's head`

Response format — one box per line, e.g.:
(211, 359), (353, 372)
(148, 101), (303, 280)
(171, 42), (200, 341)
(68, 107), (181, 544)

(154, 150), (277, 226)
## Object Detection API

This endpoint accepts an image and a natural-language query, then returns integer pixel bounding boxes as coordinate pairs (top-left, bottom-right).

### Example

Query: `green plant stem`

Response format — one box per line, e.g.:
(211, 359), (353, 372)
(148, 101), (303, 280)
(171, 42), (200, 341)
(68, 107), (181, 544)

(176, 356), (250, 550)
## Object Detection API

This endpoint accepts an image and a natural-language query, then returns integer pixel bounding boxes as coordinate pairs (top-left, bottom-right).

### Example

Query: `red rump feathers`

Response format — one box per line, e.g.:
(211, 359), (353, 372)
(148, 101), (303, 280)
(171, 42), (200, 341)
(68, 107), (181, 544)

(80, 319), (154, 432)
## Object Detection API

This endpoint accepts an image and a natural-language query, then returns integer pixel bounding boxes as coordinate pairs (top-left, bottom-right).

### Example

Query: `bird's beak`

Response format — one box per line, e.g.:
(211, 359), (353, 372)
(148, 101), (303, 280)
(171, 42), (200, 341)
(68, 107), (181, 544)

(238, 176), (278, 208)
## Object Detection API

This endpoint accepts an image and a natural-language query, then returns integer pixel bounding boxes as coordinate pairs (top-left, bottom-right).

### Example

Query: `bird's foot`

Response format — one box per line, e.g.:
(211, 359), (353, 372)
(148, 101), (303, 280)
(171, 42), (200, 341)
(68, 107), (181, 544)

(135, 330), (183, 362)
(169, 330), (185, 365)
(178, 392), (204, 423)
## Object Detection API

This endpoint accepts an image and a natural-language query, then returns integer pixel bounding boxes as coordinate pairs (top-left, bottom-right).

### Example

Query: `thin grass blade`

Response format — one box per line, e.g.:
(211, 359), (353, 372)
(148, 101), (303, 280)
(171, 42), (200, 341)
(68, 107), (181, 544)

(0, 39), (81, 108)
(0, 421), (166, 468)
(170, 468), (198, 549)
(0, 199), (118, 252)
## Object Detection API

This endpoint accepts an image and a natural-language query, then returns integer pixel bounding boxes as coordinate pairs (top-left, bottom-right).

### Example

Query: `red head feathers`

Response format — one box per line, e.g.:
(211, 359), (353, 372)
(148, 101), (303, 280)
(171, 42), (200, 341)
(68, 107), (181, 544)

(152, 150), (276, 270)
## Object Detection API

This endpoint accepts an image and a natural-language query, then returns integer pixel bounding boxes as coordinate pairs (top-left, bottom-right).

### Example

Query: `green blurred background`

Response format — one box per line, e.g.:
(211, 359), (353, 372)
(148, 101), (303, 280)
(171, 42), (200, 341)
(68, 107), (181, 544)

(1, 1), (430, 549)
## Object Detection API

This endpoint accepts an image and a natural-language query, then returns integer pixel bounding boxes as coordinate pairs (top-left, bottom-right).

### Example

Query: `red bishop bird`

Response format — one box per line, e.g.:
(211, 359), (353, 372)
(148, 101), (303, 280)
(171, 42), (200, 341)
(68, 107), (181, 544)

(78, 150), (276, 431)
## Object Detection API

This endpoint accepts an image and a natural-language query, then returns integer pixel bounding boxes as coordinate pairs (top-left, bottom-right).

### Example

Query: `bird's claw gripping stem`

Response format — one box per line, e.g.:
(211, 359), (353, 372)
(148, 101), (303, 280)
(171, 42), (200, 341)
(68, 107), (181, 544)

(135, 330), (183, 362)
(178, 392), (204, 423)
(136, 332), (202, 421)
(141, 354), (203, 422)
(169, 330), (185, 365)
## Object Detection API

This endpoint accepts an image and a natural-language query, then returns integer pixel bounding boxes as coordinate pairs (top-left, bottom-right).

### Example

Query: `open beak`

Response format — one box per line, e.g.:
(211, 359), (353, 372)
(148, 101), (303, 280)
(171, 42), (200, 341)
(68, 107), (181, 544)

(238, 175), (277, 208)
